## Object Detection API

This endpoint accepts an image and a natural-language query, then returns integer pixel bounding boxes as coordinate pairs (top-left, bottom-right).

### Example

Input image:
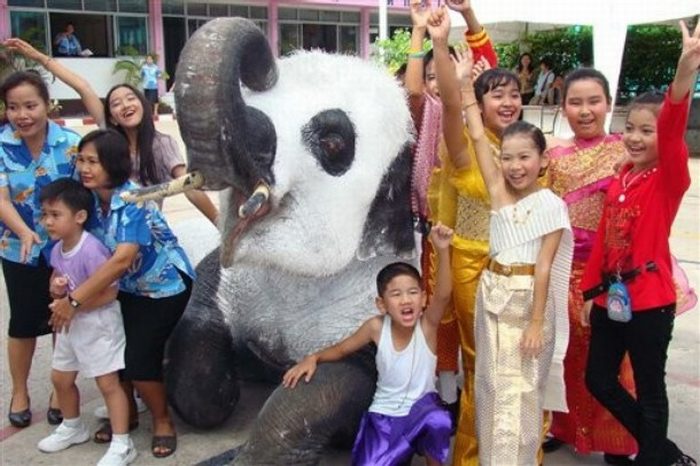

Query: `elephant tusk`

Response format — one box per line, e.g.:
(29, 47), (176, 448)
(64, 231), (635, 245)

(119, 171), (205, 204)
(238, 183), (270, 218)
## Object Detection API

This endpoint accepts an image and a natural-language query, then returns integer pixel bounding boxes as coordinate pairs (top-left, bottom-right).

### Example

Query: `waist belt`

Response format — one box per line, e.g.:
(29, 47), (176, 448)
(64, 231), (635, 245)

(487, 259), (536, 276)
(582, 261), (657, 301)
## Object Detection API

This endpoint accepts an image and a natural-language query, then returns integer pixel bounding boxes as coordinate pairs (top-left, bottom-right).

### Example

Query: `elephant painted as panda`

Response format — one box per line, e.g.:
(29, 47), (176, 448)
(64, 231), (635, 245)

(164, 17), (417, 464)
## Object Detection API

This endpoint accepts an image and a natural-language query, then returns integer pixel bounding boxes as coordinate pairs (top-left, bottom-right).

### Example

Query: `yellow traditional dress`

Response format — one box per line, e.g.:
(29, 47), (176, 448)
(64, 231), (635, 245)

(427, 129), (501, 466)
(474, 189), (573, 465)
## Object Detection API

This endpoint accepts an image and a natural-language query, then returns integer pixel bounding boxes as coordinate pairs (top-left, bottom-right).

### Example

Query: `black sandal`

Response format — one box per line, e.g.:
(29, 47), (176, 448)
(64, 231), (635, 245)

(93, 418), (139, 444)
(152, 434), (177, 458)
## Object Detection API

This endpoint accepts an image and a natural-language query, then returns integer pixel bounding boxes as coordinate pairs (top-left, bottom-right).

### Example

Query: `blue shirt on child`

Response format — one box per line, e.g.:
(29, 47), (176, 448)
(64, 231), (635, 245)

(0, 122), (80, 265)
(141, 64), (161, 90)
(86, 180), (194, 298)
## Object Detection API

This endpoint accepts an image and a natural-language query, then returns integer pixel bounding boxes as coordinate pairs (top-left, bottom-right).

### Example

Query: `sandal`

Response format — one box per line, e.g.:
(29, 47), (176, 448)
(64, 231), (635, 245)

(93, 418), (139, 444)
(151, 434), (177, 458)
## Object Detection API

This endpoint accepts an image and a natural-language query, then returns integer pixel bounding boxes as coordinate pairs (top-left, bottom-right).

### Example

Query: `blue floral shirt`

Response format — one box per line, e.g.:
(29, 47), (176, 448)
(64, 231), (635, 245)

(0, 122), (80, 265)
(86, 180), (195, 298)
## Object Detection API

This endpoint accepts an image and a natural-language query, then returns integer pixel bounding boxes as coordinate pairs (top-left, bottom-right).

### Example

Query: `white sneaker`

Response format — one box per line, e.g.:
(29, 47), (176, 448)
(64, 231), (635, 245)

(97, 439), (138, 466)
(37, 422), (90, 453)
(94, 397), (147, 419)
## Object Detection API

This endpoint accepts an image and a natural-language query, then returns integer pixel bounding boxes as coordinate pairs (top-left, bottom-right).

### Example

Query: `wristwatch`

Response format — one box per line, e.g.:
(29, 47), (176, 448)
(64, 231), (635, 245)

(67, 294), (81, 309)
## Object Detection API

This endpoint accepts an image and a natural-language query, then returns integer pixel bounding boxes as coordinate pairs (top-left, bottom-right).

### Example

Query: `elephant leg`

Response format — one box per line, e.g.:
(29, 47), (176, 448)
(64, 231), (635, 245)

(164, 252), (240, 429)
(233, 352), (376, 465)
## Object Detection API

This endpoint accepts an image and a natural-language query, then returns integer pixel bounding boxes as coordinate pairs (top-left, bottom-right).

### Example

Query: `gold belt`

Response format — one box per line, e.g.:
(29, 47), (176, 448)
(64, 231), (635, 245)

(487, 259), (535, 276)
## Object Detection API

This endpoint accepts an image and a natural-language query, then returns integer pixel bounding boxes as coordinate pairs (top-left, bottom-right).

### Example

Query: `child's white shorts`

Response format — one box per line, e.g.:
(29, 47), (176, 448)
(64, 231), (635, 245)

(52, 301), (125, 378)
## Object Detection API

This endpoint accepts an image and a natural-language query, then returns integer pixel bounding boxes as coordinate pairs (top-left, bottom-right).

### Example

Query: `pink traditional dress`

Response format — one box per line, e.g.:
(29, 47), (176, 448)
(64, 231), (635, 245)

(547, 134), (638, 455)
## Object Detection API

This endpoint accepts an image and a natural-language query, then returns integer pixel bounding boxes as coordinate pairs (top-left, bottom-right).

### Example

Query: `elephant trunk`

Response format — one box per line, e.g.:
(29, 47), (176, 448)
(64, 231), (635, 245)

(174, 17), (277, 193)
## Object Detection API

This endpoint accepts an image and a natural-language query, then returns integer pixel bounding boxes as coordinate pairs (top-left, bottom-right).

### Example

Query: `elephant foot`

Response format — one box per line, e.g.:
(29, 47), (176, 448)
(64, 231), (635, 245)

(233, 351), (376, 465)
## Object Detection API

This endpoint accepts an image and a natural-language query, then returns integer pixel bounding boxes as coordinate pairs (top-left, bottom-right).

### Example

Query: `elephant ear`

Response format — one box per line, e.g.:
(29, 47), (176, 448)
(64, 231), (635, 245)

(357, 144), (415, 261)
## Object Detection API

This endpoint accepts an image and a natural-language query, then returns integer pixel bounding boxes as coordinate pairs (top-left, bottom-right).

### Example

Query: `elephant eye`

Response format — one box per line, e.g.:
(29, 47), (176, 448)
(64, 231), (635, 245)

(301, 109), (355, 176)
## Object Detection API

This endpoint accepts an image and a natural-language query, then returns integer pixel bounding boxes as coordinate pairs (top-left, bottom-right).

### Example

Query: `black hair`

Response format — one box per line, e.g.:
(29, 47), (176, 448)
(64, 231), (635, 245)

(517, 53), (534, 74)
(628, 90), (665, 117)
(376, 262), (422, 296)
(39, 178), (93, 221)
(0, 71), (51, 106)
(104, 83), (158, 186)
(502, 121), (546, 155)
(539, 56), (553, 69)
(474, 68), (520, 104)
(78, 129), (131, 188)
(423, 46), (457, 81)
(562, 67), (612, 105)
(394, 63), (407, 78)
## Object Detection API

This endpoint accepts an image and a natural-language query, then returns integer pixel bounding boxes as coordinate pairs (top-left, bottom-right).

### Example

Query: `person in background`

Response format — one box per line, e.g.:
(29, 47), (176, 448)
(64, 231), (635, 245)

(530, 57), (555, 105)
(140, 55), (162, 115)
(54, 23), (82, 57)
(515, 52), (536, 104)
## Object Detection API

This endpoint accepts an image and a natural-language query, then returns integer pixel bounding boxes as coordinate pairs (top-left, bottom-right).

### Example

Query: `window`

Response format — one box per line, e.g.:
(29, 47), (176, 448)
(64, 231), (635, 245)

(339, 25), (358, 54)
(10, 11), (48, 53)
(83, 0), (117, 11)
(280, 23), (300, 56)
(162, 0), (185, 15)
(9, 0), (44, 6)
(250, 7), (267, 19)
(209, 4), (227, 17)
(46, 0), (82, 9)
(118, 0), (147, 13)
(187, 2), (206, 16)
(116, 16), (148, 55)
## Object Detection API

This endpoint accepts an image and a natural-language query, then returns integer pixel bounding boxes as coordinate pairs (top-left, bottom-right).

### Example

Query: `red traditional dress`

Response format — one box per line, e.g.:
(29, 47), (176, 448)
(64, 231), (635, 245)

(547, 134), (638, 454)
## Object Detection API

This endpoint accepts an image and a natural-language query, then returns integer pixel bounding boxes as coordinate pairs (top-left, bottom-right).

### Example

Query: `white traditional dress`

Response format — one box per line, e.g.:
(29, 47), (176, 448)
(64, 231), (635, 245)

(474, 188), (573, 465)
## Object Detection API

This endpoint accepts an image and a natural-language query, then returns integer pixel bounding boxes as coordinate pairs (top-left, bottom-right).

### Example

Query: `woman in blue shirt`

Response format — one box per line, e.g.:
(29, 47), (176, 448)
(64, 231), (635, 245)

(49, 129), (194, 458)
(0, 71), (80, 428)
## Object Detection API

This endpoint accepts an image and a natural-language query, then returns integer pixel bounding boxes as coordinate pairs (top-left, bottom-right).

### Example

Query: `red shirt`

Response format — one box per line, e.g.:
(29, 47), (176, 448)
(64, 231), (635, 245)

(580, 88), (691, 311)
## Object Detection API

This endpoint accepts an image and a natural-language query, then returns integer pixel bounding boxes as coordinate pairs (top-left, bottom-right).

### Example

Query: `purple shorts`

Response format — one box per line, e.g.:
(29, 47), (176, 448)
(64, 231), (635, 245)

(351, 392), (452, 466)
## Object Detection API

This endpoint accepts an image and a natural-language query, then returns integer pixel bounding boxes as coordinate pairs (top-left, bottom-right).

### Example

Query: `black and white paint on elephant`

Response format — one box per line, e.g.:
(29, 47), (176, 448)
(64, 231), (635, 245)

(165, 17), (416, 464)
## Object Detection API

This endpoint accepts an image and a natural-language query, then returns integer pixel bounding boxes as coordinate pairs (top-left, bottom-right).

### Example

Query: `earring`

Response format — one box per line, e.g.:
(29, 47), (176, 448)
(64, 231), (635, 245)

(538, 166), (548, 177)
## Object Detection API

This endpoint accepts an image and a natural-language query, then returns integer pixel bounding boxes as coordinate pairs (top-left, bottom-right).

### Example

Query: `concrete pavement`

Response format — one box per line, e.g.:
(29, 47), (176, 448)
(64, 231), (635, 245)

(0, 121), (698, 465)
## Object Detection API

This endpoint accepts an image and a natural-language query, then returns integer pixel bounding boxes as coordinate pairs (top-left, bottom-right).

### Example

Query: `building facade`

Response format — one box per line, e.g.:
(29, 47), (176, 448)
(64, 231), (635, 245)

(2, 0), (412, 94)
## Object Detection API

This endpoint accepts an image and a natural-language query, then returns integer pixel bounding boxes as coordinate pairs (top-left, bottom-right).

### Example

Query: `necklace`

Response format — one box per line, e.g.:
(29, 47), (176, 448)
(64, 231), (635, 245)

(618, 167), (656, 203)
(512, 204), (533, 224)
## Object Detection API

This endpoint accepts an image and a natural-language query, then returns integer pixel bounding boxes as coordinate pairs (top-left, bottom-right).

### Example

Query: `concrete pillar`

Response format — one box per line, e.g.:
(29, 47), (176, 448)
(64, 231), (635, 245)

(148, 0), (166, 93)
(360, 8), (370, 59)
(0, 0), (10, 41)
(268, 0), (279, 58)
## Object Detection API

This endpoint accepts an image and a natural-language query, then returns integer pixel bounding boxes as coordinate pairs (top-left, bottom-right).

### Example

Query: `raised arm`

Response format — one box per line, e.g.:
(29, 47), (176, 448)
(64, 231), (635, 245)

(423, 223), (454, 328)
(671, 20), (700, 103)
(428, 6), (470, 169)
(3, 38), (105, 126)
(282, 317), (380, 388)
(521, 228), (563, 357)
(405, 1), (432, 98)
(458, 48), (503, 196)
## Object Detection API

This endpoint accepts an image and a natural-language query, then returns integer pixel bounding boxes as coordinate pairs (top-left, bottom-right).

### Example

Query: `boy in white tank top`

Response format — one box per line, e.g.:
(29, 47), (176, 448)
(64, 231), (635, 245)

(283, 224), (454, 465)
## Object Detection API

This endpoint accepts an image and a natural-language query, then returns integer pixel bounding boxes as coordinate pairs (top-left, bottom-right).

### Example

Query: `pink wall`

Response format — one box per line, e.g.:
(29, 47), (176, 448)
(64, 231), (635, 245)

(0, 0), (9, 40)
(148, 0), (167, 93)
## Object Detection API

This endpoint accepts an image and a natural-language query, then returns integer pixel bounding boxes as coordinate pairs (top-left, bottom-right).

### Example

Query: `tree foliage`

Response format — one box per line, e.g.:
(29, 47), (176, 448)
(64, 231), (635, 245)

(371, 28), (431, 74)
(494, 24), (684, 103)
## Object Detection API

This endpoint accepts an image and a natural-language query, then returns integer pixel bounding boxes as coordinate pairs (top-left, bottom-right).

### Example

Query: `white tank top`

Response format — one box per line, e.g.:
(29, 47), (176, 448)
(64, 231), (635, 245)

(368, 315), (437, 416)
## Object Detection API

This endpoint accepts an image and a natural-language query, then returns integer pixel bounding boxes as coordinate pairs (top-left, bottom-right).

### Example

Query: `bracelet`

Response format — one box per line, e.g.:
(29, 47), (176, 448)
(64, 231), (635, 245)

(408, 51), (426, 59)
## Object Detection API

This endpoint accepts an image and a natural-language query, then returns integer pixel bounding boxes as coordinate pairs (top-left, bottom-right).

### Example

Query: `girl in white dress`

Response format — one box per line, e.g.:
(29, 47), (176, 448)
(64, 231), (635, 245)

(447, 39), (574, 464)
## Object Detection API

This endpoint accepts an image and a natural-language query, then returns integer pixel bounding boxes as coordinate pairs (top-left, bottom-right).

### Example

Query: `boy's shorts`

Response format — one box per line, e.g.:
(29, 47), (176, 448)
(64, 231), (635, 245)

(52, 301), (125, 378)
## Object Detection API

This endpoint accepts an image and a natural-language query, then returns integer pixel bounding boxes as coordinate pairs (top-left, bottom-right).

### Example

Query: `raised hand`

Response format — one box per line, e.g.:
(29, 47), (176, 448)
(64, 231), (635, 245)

(472, 55), (492, 82)
(426, 5), (451, 44)
(429, 222), (453, 251)
(3, 38), (46, 64)
(678, 20), (700, 76)
(410, 0), (432, 29)
(452, 45), (474, 87)
(445, 0), (471, 12)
